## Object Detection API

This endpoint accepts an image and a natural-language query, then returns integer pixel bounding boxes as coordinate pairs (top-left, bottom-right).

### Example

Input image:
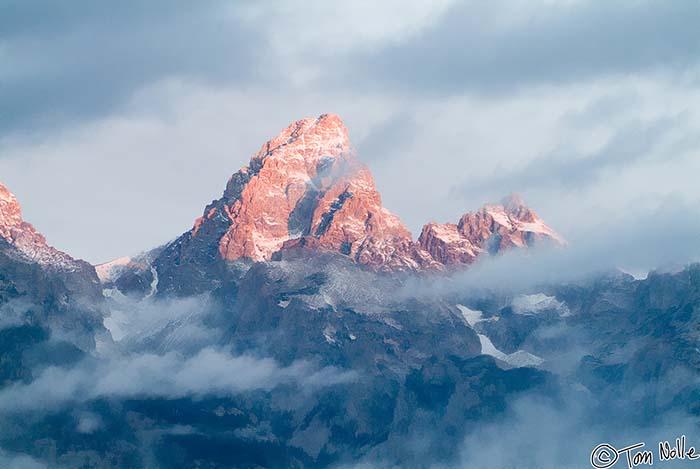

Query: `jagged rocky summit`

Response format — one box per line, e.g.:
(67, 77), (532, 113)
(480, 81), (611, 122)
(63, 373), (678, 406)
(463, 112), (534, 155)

(418, 193), (565, 266)
(0, 182), (93, 273)
(104, 113), (562, 292)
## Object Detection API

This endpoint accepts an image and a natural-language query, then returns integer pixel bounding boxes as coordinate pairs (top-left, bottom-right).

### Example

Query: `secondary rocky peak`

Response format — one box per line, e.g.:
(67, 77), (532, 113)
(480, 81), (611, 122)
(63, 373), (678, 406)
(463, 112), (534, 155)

(0, 182), (23, 240)
(0, 182), (89, 272)
(419, 195), (564, 267)
(418, 222), (481, 265)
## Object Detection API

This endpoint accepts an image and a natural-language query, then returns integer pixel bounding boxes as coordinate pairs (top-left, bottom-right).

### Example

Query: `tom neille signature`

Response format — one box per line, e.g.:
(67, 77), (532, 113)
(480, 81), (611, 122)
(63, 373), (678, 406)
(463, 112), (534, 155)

(591, 435), (699, 468)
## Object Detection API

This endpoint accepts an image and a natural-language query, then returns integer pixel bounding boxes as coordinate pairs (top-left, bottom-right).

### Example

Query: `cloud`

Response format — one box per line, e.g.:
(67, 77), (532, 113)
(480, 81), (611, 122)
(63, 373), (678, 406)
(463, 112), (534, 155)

(456, 394), (699, 469)
(75, 411), (102, 434)
(457, 112), (695, 199)
(0, 0), (260, 135)
(3, 291), (358, 414)
(11, 0), (696, 136)
(0, 347), (357, 413)
(102, 291), (222, 350)
(349, 0), (700, 95)
(0, 0), (451, 136)
(0, 299), (34, 331)
(0, 450), (47, 469)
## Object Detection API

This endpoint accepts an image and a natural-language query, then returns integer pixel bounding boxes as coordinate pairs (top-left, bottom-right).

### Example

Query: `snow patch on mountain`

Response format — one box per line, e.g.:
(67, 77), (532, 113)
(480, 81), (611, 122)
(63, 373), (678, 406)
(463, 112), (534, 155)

(456, 304), (483, 327)
(511, 293), (570, 316)
(478, 334), (544, 368)
(95, 256), (133, 282)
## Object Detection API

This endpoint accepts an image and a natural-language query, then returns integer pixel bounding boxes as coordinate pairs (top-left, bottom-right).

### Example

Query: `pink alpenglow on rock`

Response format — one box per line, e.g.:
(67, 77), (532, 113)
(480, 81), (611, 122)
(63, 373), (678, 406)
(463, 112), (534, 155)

(418, 194), (565, 268)
(185, 114), (562, 272)
(216, 114), (354, 261)
(189, 114), (437, 271)
(0, 182), (87, 271)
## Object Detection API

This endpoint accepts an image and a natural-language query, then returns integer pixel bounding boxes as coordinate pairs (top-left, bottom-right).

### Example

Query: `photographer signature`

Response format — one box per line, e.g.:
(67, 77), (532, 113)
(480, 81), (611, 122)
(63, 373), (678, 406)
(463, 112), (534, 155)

(591, 435), (699, 468)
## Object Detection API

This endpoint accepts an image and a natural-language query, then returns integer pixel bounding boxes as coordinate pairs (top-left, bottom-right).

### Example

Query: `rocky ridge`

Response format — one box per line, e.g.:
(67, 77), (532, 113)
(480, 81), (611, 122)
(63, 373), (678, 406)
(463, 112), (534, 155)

(0, 183), (105, 353)
(0, 182), (91, 273)
(172, 114), (563, 273)
(419, 193), (565, 267)
(184, 114), (436, 272)
(4, 115), (563, 298)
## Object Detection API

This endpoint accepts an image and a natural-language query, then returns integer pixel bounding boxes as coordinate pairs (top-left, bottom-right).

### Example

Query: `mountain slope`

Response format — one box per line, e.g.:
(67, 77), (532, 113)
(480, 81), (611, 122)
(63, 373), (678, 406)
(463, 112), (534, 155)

(174, 114), (437, 273)
(3, 117), (700, 468)
(100, 114), (561, 297)
(0, 183), (96, 274)
(0, 182), (104, 354)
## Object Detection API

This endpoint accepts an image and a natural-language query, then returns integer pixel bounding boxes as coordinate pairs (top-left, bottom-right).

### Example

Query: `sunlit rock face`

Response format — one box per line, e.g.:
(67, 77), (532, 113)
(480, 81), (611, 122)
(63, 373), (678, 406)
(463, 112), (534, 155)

(116, 114), (562, 298)
(184, 115), (561, 273)
(418, 194), (564, 267)
(0, 182), (92, 273)
(215, 114), (354, 261)
(186, 113), (438, 272)
(418, 222), (482, 266)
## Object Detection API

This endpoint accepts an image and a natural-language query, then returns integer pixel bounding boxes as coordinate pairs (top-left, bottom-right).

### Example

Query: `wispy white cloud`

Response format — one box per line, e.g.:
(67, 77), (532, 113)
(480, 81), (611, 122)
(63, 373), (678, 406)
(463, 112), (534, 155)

(0, 347), (357, 413)
(0, 449), (47, 469)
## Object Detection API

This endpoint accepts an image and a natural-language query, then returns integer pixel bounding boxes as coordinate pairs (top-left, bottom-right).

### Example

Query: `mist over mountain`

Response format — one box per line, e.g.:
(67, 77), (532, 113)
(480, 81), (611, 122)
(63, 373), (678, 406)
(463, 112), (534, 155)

(1, 112), (699, 468)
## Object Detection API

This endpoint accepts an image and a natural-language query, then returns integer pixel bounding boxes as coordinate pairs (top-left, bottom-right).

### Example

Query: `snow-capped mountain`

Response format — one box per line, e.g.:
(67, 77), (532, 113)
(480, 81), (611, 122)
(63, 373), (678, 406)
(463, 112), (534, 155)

(99, 114), (562, 296)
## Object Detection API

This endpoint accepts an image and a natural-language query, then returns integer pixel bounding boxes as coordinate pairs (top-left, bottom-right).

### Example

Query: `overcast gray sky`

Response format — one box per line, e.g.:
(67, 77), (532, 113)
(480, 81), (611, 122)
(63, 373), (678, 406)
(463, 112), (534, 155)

(1, 0), (699, 265)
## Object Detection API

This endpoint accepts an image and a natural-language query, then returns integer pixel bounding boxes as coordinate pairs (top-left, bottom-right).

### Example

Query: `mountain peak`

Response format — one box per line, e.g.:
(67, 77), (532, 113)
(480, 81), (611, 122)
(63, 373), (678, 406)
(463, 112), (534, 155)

(0, 182), (23, 239)
(418, 196), (564, 266)
(184, 114), (434, 271)
(0, 182), (87, 271)
(112, 115), (564, 290)
(248, 113), (350, 168)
